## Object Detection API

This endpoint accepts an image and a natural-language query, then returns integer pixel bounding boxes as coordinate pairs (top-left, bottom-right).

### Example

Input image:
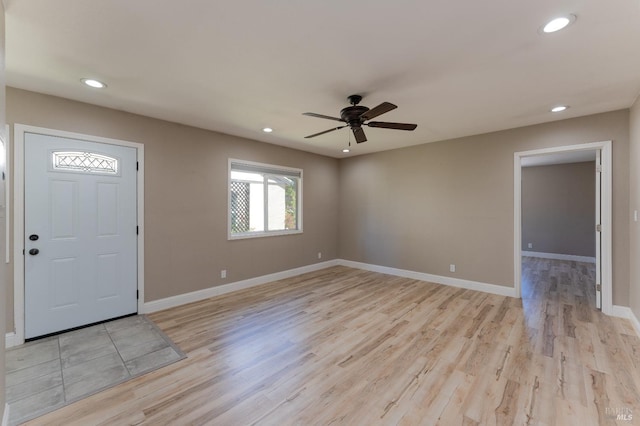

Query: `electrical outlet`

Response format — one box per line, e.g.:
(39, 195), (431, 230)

(221, 269), (227, 279)
(317, 252), (322, 259)
(528, 243), (533, 249)
(449, 264), (456, 273)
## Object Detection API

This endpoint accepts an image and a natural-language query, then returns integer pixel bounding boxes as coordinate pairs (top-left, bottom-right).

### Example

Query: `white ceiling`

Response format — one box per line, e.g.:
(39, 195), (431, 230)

(5, 1), (640, 158)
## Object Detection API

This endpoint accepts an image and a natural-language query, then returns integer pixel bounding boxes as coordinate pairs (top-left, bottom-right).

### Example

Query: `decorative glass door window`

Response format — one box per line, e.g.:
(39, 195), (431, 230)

(52, 151), (119, 175)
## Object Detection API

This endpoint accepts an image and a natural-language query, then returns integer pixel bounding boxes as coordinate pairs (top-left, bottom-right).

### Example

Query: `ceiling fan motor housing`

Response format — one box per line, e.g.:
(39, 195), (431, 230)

(340, 105), (369, 127)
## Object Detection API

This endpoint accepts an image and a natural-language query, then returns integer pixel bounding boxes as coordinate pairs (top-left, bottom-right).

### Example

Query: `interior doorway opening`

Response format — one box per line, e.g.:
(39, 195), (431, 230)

(520, 152), (598, 308)
(513, 141), (612, 315)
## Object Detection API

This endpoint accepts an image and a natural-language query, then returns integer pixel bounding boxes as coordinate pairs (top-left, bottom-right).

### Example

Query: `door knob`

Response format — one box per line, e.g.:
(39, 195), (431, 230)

(29, 248), (39, 255)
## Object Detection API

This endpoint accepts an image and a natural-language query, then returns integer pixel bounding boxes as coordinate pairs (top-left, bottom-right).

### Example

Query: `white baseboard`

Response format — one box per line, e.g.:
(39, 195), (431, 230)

(5, 332), (18, 349)
(610, 305), (631, 318)
(629, 309), (640, 338)
(521, 251), (595, 263)
(2, 403), (9, 426)
(9, 257), (629, 355)
(143, 258), (515, 315)
(610, 305), (640, 338)
(143, 260), (340, 313)
(337, 260), (517, 298)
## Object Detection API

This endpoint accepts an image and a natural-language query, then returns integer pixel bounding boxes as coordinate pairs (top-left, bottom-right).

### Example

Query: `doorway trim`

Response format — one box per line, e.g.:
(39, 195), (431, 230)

(12, 124), (145, 345)
(513, 140), (612, 314)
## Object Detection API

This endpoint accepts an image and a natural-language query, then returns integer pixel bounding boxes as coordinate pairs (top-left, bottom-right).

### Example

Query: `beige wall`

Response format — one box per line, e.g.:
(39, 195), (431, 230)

(3, 86), (635, 339)
(0, 0), (5, 420)
(630, 97), (640, 320)
(5, 87), (340, 333)
(522, 162), (595, 257)
(338, 110), (630, 305)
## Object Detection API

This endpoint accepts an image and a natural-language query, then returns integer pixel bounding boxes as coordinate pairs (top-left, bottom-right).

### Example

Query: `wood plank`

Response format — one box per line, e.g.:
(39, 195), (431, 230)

(22, 259), (640, 425)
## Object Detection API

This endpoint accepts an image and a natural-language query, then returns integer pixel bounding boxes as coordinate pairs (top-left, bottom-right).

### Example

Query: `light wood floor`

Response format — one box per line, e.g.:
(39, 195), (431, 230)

(24, 258), (640, 425)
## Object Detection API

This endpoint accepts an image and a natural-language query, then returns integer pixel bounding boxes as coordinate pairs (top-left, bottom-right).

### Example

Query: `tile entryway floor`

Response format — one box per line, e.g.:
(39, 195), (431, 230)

(5, 315), (185, 425)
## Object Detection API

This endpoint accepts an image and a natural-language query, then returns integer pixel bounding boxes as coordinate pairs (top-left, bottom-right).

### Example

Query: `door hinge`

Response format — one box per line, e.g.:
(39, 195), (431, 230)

(136, 226), (139, 235)
(596, 284), (601, 292)
(136, 161), (139, 171)
(596, 164), (602, 173)
(596, 224), (602, 232)
(136, 290), (139, 300)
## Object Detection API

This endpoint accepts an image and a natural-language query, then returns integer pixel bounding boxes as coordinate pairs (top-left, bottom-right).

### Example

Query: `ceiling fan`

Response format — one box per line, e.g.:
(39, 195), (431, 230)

(303, 95), (417, 143)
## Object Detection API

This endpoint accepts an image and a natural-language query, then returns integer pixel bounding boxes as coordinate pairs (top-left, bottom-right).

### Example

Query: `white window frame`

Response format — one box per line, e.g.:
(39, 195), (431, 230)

(228, 159), (303, 240)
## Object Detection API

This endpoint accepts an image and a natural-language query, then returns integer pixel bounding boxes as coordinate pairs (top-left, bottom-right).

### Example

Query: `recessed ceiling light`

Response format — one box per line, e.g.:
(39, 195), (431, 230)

(342, 149), (350, 153)
(541, 15), (576, 33)
(551, 105), (568, 112)
(262, 127), (273, 133)
(81, 78), (107, 89)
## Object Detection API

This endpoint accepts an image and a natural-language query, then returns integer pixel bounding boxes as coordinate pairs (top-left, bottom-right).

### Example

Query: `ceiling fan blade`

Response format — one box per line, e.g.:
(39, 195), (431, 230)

(367, 121), (417, 131)
(304, 126), (347, 139)
(360, 102), (397, 121)
(352, 127), (367, 143)
(303, 112), (344, 122)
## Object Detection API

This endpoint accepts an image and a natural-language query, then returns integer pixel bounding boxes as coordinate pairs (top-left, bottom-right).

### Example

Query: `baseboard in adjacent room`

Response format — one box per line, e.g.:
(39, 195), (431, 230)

(521, 251), (596, 263)
(143, 259), (340, 313)
(338, 259), (517, 298)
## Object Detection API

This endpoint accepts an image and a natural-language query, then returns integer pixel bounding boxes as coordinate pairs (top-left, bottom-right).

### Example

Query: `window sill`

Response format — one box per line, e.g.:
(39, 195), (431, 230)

(228, 229), (303, 240)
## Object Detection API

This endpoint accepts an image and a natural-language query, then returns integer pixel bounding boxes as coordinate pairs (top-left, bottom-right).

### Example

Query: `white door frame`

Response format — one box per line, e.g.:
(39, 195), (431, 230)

(12, 124), (145, 345)
(513, 140), (613, 314)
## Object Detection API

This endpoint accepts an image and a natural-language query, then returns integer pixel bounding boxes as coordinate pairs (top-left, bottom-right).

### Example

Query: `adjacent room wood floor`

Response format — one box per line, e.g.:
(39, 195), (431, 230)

(25, 258), (640, 425)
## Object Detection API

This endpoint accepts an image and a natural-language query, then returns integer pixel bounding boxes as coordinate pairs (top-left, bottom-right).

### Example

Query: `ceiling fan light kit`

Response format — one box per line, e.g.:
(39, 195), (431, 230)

(303, 95), (417, 144)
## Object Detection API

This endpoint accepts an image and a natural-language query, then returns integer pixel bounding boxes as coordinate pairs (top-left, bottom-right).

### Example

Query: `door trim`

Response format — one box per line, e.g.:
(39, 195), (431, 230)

(12, 124), (145, 345)
(513, 140), (612, 314)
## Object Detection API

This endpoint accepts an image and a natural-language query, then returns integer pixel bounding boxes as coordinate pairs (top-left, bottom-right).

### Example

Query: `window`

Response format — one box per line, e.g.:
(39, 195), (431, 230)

(52, 151), (118, 175)
(229, 159), (302, 239)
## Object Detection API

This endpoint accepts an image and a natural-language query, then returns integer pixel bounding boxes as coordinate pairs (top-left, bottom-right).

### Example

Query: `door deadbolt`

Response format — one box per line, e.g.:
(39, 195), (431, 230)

(29, 234), (39, 241)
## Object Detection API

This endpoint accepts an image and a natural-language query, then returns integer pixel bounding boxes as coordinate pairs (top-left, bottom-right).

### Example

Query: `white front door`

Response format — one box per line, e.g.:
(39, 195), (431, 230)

(24, 133), (138, 338)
